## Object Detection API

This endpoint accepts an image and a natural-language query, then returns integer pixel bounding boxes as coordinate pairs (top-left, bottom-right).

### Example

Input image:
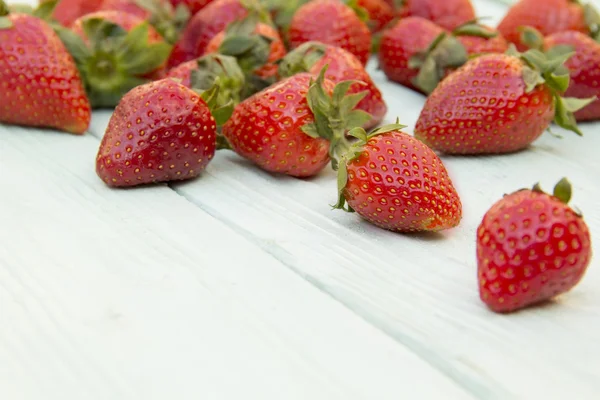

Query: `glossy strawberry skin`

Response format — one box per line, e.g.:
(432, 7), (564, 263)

(0, 14), (91, 134)
(96, 79), (216, 187)
(357, 0), (395, 32)
(46, 0), (103, 27)
(544, 31), (600, 121)
(498, 0), (588, 51)
(478, 190), (592, 313)
(398, 0), (475, 30)
(343, 130), (462, 232)
(288, 0), (372, 65)
(379, 17), (445, 92)
(222, 73), (334, 177)
(205, 23), (286, 79)
(169, 0), (216, 15)
(310, 46), (387, 129)
(166, 59), (197, 87)
(414, 53), (555, 155)
(167, 0), (247, 68)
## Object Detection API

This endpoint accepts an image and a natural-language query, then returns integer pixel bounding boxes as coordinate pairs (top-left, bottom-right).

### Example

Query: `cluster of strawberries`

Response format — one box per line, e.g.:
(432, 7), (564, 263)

(0, 0), (596, 313)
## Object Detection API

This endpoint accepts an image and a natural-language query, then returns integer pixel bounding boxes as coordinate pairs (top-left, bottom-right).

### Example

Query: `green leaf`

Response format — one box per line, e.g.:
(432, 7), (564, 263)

(32, 0), (58, 20)
(553, 177), (572, 204)
(561, 96), (596, 112)
(521, 66), (545, 93)
(219, 36), (258, 56)
(545, 72), (570, 93)
(347, 127), (368, 142)
(545, 44), (575, 60)
(0, 16), (12, 29)
(413, 56), (442, 94)
(55, 26), (91, 64)
(333, 80), (358, 105)
(553, 96), (584, 136)
(453, 23), (498, 39)
(300, 123), (320, 138)
(344, 110), (373, 131)
(519, 26), (544, 50)
(211, 101), (234, 126)
(0, 0), (9, 17)
(339, 90), (368, 116)
(333, 160), (351, 211)
(83, 18), (127, 52)
(121, 41), (171, 75)
(367, 122), (407, 139)
(278, 41), (326, 77)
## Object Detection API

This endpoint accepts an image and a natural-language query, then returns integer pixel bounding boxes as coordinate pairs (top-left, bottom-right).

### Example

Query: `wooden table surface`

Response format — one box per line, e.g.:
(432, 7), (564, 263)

(1, 0), (599, 399)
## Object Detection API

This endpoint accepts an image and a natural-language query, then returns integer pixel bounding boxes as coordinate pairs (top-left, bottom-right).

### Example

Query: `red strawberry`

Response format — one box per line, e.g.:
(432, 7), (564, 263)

(221, 69), (371, 177)
(414, 51), (592, 154)
(205, 17), (286, 80)
(96, 78), (231, 187)
(288, 0), (372, 65)
(357, 0), (395, 33)
(380, 18), (507, 94)
(397, 0), (475, 30)
(166, 54), (245, 105)
(167, 0), (248, 68)
(279, 41), (387, 129)
(478, 178), (592, 313)
(168, 0), (216, 15)
(497, 0), (593, 51)
(0, 5), (91, 134)
(43, 0), (103, 27)
(100, 0), (155, 19)
(543, 31), (600, 121)
(333, 124), (462, 232)
(60, 11), (171, 107)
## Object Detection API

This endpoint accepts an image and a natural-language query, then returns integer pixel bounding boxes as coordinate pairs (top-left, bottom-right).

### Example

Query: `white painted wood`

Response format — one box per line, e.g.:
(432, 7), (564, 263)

(2, 0), (600, 399)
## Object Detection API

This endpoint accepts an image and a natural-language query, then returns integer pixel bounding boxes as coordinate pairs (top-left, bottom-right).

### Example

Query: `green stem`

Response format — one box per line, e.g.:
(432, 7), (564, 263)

(216, 133), (232, 151)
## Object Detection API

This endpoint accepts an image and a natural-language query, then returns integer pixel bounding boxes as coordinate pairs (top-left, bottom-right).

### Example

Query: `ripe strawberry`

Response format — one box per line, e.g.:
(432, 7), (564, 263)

(221, 69), (371, 177)
(168, 0), (216, 15)
(59, 11), (171, 108)
(414, 50), (592, 154)
(42, 0), (103, 27)
(543, 31), (600, 121)
(166, 54), (245, 104)
(205, 16), (286, 80)
(357, 0), (395, 33)
(167, 0), (248, 68)
(0, 5), (91, 134)
(279, 41), (387, 129)
(100, 0), (155, 19)
(397, 0), (475, 31)
(288, 0), (372, 65)
(478, 178), (592, 313)
(96, 78), (231, 187)
(380, 18), (506, 94)
(333, 125), (462, 232)
(497, 0), (594, 51)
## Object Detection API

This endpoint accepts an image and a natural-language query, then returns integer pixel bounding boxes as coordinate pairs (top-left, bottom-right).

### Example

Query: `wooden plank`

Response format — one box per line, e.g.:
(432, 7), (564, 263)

(0, 126), (471, 399)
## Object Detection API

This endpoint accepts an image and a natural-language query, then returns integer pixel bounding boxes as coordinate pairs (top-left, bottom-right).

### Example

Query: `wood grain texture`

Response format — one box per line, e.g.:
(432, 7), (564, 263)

(2, 0), (600, 399)
(0, 128), (472, 400)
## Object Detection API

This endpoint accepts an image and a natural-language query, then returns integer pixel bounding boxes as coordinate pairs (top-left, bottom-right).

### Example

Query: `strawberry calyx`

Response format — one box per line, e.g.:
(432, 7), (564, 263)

(260, 0), (306, 33)
(0, 0), (60, 28)
(333, 121), (407, 212)
(409, 32), (468, 94)
(452, 19), (498, 40)
(190, 54), (246, 107)
(0, 0), (10, 29)
(508, 45), (596, 136)
(132, 0), (191, 44)
(581, 2), (600, 41)
(532, 177), (573, 205)
(277, 41), (328, 77)
(57, 18), (171, 108)
(302, 66), (373, 170)
(343, 0), (370, 24)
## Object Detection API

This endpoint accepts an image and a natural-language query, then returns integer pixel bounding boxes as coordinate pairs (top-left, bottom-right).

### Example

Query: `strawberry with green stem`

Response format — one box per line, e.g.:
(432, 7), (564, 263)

(478, 178), (592, 313)
(0, 0), (91, 134)
(96, 77), (233, 187)
(397, 0), (476, 31)
(522, 26), (600, 121)
(414, 47), (594, 155)
(333, 123), (463, 232)
(279, 41), (387, 129)
(57, 11), (172, 108)
(221, 67), (371, 177)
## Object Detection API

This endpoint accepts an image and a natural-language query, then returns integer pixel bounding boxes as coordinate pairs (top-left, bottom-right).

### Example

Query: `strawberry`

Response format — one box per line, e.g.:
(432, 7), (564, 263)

(380, 17), (507, 94)
(414, 50), (593, 154)
(522, 28), (600, 121)
(333, 124), (463, 232)
(221, 68), (372, 177)
(397, 0), (475, 31)
(357, 0), (395, 33)
(96, 78), (232, 187)
(43, 0), (103, 27)
(58, 11), (171, 108)
(205, 15), (286, 81)
(497, 0), (596, 51)
(166, 54), (245, 105)
(99, 0), (190, 44)
(288, 0), (372, 65)
(168, 0), (216, 15)
(279, 41), (387, 129)
(477, 178), (592, 313)
(167, 0), (248, 68)
(0, 3), (91, 134)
